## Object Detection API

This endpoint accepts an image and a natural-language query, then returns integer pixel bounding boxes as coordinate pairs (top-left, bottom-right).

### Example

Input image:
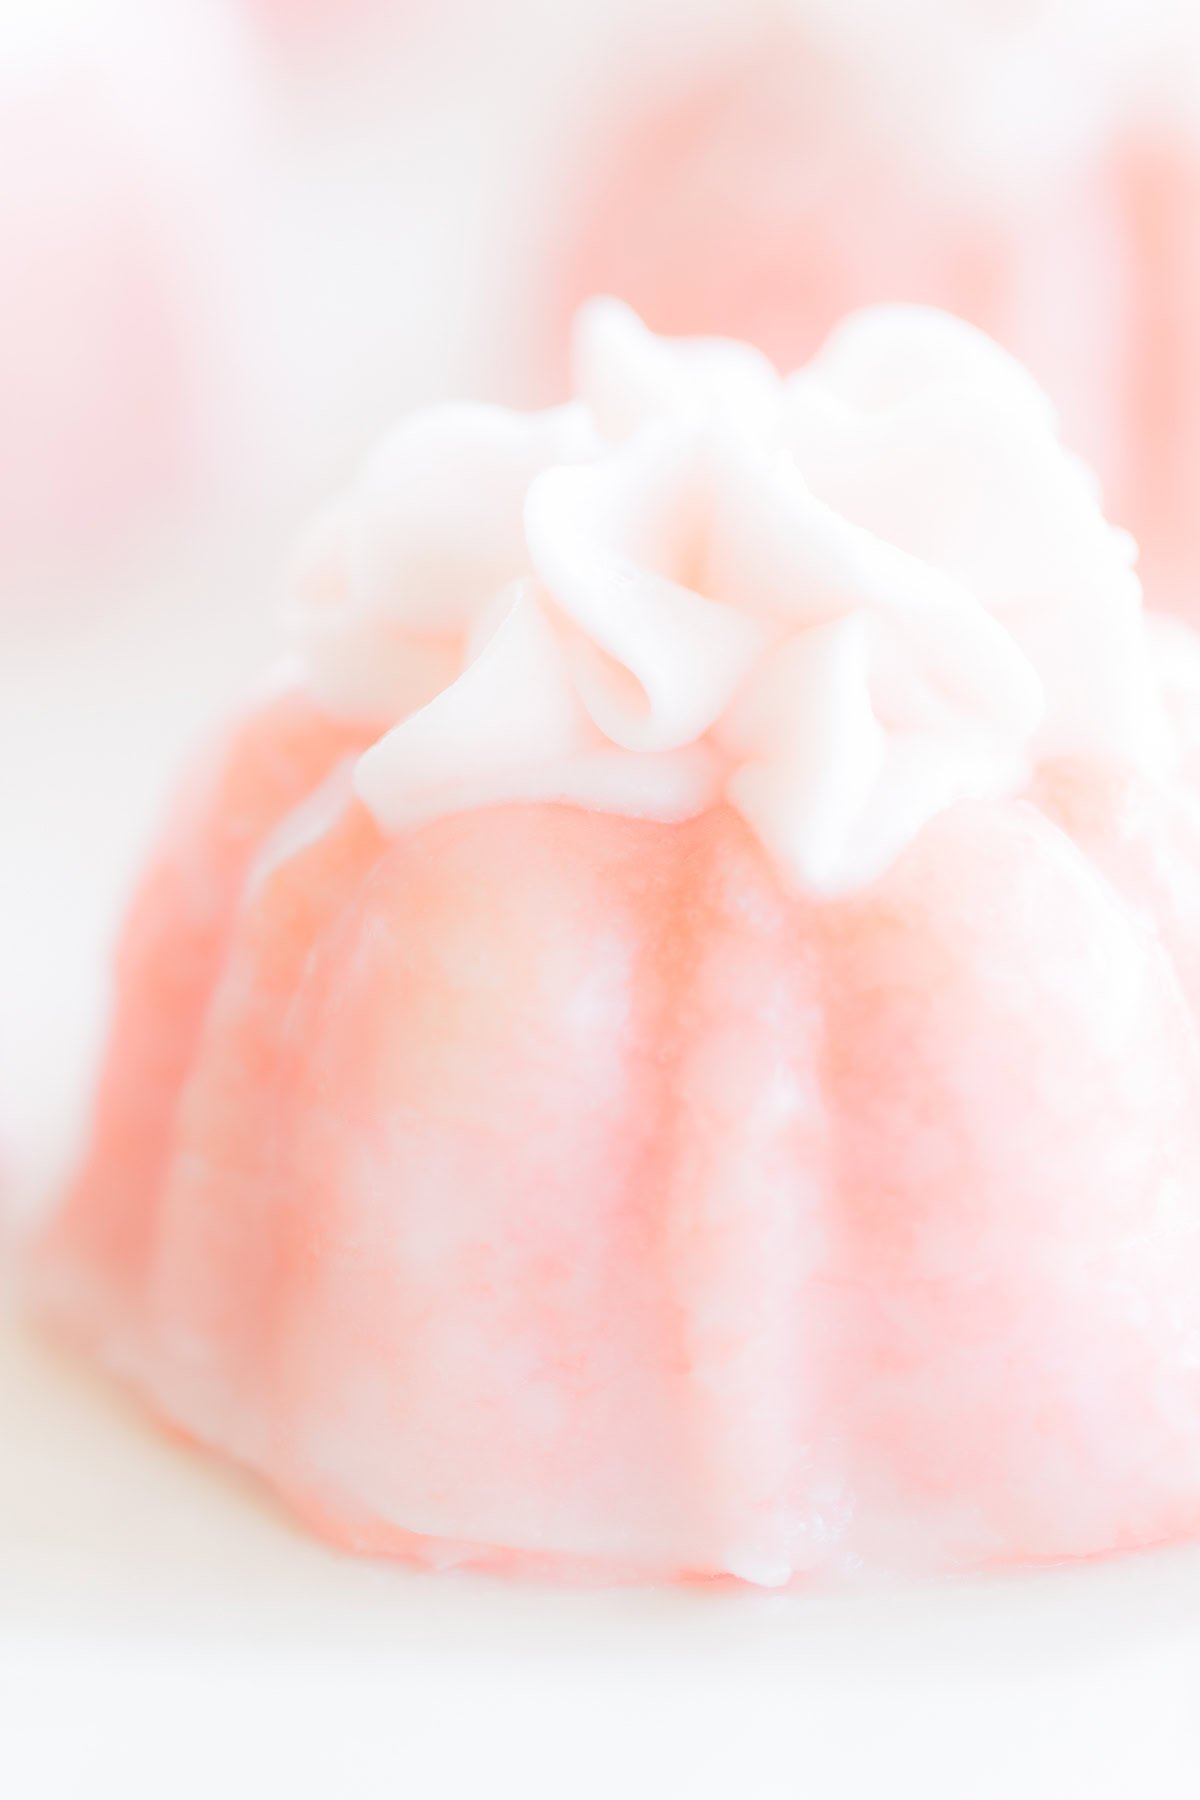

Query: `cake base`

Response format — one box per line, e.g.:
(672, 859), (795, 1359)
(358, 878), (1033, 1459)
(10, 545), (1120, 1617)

(4, 1308), (1198, 1800)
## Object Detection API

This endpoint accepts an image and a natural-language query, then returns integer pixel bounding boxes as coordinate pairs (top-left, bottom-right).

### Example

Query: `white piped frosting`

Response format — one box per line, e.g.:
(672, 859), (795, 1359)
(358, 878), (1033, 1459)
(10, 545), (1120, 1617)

(291, 299), (1175, 894)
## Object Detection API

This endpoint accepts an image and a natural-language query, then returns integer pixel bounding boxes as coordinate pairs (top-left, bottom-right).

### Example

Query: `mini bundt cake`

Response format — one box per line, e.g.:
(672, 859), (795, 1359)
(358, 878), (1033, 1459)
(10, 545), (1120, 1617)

(38, 302), (1200, 1584)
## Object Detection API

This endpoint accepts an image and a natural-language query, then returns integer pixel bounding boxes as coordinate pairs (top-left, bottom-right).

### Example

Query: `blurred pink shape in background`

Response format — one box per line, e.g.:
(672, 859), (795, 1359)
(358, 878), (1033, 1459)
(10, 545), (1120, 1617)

(0, 0), (273, 593)
(242, 0), (390, 48)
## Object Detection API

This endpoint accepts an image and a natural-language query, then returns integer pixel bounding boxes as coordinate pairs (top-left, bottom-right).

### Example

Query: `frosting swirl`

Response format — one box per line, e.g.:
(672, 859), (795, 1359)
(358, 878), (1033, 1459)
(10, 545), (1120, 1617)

(291, 299), (1174, 893)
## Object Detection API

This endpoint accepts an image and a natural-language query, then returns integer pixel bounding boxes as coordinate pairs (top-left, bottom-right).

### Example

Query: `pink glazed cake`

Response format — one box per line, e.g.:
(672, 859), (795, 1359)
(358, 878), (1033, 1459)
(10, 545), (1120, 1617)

(38, 303), (1200, 1586)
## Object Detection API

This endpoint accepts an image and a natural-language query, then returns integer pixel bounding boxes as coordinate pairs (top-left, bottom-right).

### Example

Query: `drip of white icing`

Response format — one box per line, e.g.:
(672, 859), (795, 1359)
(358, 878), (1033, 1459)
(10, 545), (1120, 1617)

(292, 298), (1174, 893)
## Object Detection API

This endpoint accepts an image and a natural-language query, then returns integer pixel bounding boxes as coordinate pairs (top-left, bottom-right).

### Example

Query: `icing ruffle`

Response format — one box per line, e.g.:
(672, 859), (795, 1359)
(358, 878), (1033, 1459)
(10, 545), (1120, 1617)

(292, 299), (1173, 893)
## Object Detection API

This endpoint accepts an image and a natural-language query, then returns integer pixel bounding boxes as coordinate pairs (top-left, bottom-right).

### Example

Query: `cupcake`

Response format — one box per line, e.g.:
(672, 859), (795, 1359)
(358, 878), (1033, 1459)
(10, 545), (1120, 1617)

(554, 0), (1200, 621)
(37, 302), (1200, 1585)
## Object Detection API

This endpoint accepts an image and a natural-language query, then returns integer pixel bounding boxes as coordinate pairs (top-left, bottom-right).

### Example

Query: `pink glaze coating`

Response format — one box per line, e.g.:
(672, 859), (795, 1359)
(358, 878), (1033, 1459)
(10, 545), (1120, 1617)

(36, 672), (1200, 1584)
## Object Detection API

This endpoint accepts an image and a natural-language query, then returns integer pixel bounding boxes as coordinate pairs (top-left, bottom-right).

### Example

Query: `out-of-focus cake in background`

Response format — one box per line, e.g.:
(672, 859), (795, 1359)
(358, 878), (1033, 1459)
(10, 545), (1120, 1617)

(0, 0), (277, 590)
(36, 303), (1200, 1586)
(554, 0), (1200, 620)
